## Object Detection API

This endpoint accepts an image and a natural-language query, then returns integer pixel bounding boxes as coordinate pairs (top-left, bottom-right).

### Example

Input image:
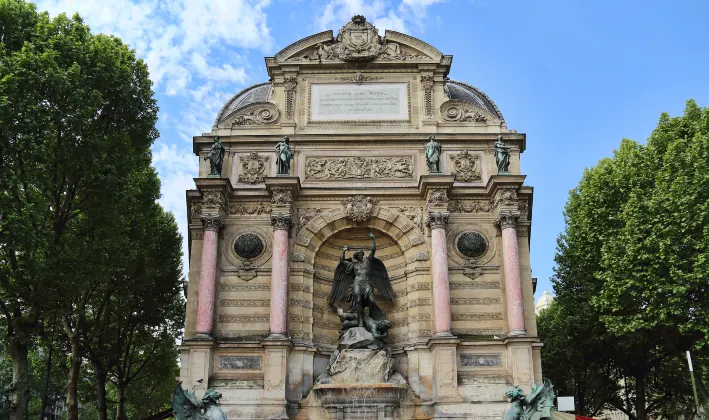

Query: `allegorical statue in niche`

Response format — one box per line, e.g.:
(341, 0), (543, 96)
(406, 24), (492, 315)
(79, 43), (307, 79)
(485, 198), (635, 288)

(172, 382), (226, 420)
(275, 136), (294, 175)
(494, 135), (511, 174)
(424, 135), (441, 173)
(501, 378), (554, 420)
(204, 136), (225, 177)
(328, 232), (395, 331)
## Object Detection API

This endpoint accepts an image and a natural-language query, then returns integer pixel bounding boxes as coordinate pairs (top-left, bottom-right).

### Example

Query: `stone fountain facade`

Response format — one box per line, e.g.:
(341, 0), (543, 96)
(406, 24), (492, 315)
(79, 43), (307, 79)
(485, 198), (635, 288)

(179, 16), (541, 419)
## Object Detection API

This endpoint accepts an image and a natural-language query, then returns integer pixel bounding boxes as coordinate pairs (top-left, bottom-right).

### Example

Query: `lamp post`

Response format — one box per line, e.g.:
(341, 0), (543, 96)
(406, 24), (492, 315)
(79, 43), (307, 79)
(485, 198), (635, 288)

(687, 350), (702, 419)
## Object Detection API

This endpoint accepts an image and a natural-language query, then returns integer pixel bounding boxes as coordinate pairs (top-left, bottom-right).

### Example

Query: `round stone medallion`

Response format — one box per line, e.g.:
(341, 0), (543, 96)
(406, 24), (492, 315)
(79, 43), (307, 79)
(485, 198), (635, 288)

(234, 233), (264, 259)
(456, 231), (487, 258)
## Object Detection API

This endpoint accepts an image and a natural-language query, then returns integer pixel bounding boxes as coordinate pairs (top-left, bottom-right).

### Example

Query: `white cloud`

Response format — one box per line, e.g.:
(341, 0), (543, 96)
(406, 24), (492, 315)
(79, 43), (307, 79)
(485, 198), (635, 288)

(316, 0), (445, 34)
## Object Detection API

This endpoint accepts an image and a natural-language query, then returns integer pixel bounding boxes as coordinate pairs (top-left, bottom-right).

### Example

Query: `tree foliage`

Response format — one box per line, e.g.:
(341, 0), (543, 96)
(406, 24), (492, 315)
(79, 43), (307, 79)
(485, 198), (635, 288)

(0, 1), (183, 419)
(544, 101), (709, 420)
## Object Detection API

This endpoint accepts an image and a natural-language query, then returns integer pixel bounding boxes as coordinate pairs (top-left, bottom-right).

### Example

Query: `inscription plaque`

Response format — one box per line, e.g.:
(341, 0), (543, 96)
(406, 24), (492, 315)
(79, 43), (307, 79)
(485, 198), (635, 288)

(219, 356), (261, 370)
(311, 83), (408, 121)
(460, 354), (502, 367)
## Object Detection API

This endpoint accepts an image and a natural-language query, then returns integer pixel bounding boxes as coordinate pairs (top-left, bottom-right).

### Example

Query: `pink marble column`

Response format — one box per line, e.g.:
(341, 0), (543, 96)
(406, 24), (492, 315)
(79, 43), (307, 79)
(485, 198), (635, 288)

(269, 213), (292, 337)
(195, 214), (223, 337)
(499, 212), (526, 336)
(429, 212), (452, 336)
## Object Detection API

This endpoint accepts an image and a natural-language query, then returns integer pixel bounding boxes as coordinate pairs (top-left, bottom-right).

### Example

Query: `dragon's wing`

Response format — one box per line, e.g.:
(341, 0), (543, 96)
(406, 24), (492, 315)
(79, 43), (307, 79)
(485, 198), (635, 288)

(171, 382), (190, 418)
(328, 261), (354, 307)
(369, 257), (395, 301)
(525, 378), (555, 420)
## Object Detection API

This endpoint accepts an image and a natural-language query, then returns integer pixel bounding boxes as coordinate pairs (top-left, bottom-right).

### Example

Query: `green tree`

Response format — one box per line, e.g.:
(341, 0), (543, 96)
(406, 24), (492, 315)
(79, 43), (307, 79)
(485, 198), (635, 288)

(549, 101), (709, 420)
(0, 1), (173, 419)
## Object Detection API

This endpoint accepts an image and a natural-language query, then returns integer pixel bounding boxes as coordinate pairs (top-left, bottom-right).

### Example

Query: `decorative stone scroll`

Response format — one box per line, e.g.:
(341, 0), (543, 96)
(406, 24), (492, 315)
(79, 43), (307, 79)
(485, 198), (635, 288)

(341, 195), (378, 223)
(228, 102), (280, 126)
(238, 152), (268, 184)
(339, 72), (384, 84)
(439, 100), (494, 123)
(304, 156), (413, 180)
(451, 151), (481, 182)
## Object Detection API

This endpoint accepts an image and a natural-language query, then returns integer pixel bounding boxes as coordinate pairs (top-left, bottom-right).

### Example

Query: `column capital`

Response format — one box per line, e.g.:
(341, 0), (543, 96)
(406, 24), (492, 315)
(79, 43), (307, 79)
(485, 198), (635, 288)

(494, 211), (519, 230)
(427, 211), (450, 229)
(200, 213), (225, 231)
(271, 213), (293, 231)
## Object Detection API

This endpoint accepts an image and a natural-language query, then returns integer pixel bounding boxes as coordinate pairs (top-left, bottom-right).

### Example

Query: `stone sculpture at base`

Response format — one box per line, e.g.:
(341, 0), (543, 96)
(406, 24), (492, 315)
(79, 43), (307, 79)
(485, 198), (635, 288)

(171, 382), (226, 420)
(501, 378), (555, 420)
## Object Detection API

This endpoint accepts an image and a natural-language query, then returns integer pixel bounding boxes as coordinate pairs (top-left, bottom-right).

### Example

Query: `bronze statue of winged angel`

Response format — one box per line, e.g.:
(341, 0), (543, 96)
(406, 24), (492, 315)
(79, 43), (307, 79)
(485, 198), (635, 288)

(328, 232), (395, 328)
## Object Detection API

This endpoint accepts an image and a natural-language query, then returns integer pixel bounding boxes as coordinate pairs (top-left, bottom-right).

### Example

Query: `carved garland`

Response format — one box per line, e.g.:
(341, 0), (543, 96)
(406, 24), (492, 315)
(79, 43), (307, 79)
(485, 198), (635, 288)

(439, 100), (495, 123)
(283, 76), (297, 120)
(421, 75), (434, 119)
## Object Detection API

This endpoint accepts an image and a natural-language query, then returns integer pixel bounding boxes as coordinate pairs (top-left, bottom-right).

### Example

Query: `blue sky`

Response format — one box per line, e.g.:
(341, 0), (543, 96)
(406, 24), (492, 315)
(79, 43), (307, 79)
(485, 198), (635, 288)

(36, 0), (709, 300)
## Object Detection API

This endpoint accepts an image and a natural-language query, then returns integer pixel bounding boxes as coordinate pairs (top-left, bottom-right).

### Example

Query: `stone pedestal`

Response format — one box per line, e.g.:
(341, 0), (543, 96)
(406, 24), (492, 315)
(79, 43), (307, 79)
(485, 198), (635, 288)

(427, 337), (462, 403)
(261, 337), (293, 419)
(182, 338), (215, 395)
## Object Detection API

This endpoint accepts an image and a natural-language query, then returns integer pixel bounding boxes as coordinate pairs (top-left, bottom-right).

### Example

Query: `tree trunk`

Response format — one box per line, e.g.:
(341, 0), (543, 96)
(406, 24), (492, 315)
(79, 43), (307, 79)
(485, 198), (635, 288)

(96, 370), (109, 420)
(115, 380), (128, 420)
(635, 373), (647, 420)
(66, 330), (81, 420)
(7, 337), (30, 420)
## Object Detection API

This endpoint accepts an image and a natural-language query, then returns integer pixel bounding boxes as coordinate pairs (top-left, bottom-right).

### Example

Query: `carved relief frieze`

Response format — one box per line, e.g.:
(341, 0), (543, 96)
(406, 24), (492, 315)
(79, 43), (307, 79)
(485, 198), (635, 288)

(439, 100), (495, 123)
(218, 315), (270, 323)
(238, 152), (268, 184)
(341, 195), (379, 223)
(229, 202), (271, 215)
(448, 200), (493, 213)
(451, 150), (482, 182)
(304, 156), (414, 180)
(452, 313), (503, 321)
(225, 102), (280, 126)
(450, 297), (501, 305)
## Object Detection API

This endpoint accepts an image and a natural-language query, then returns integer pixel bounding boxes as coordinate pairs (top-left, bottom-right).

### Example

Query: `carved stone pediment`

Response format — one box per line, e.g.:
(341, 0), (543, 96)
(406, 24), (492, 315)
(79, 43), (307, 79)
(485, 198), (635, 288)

(283, 16), (432, 63)
(220, 102), (280, 127)
(439, 100), (498, 123)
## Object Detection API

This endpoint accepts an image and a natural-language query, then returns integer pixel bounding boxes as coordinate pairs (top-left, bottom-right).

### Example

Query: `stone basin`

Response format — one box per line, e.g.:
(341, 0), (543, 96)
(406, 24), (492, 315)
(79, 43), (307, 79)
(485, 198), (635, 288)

(312, 383), (408, 419)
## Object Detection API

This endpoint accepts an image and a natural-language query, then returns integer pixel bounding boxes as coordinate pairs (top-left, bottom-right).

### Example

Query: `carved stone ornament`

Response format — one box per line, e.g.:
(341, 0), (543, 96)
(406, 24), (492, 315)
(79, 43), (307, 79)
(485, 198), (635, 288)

(426, 188), (449, 205)
(190, 202), (202, 219)
(226, 102), (280, 126)
(223, 227), (272, 275)
(339, 72), (384, 84)
(396, 206), (425, 233)
(202, 190), (226, 210)
(295, 207), (322, 235)
(456, 231), (488, 258)
(270, 213), (293, 231)
(304, 156), (413, 180)
(421, 75), (434, 118)
(201, 213), (225, 231)
(439, 100), (493, 123)
(427, 212), (449, 229)
(495, 211), (519, 229)
(451, 150), (481, 182)
(238, 152), (268, 184)
(283, 76), (297, 120)
(341, 195), (378, 223)
(494, 189), (518, 207)
(270, 188), (293, 205)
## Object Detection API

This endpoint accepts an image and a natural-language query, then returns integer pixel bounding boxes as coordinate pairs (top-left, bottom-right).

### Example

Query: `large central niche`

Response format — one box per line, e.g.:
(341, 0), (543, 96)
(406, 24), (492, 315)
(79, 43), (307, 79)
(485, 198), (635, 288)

(312, 227), (408, 347)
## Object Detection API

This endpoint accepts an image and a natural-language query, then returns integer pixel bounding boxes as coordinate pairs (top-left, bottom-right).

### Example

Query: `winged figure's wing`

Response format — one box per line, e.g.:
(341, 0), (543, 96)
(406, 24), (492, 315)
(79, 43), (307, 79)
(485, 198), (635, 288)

(369, 257), (395, 301)
(328, 261), (353, 307)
